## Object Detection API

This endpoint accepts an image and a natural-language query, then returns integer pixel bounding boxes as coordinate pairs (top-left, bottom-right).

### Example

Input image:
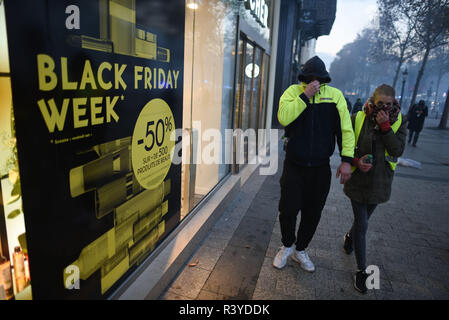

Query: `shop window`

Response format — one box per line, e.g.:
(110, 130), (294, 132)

(181, 0), (236, 218)
(234, 34), (270, 169)
(0, 4), (31, 300)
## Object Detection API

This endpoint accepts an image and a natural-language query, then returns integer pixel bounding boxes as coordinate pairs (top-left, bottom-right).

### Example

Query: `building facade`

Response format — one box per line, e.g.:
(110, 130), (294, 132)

(0, 0), (335, 300)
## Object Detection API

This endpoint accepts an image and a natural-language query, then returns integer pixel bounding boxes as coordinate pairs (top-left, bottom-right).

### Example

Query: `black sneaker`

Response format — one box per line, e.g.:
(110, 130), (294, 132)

(343, 232), (353, 255)
(353, 270), (368, 294)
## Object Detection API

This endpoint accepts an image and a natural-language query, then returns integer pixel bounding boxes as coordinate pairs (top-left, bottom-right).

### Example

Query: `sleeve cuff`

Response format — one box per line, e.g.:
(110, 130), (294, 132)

(380, 127), (393, 135)
(341, 156), (353, 165)
(379, 121), (391, 132)
(299, 93), (309, 104)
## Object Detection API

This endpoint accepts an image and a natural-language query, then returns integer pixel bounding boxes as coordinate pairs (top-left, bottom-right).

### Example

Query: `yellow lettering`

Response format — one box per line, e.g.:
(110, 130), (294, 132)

(166, 71), (173, 89)
(173, 70), (179, 89)
(135, 66), (143, 89)
(158, 68), (166, 89)
(153, 68), (157, 89)
(73, 97), (89, 128)
(79, 60), (97, 90)
(115, 64), (127, 90)
(98, 62), (113, 90)
(61, 57), (77, 90)
(145, 67), (152, 89)
(106, 96), (119, 123)
(37, 98), (68, 132)
(37, 54), (57, 91)
(91, 97), (104, 125)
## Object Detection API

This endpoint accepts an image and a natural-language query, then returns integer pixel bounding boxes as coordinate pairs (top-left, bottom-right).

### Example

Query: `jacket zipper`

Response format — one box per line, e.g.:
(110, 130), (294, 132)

(309, 95), (315, 167)
(368, 127), (376, 203)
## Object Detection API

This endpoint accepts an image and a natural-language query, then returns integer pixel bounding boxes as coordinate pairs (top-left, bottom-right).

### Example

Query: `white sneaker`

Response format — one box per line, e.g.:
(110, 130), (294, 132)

(291, 250), (315, 272)
(273, 246), (294, 269)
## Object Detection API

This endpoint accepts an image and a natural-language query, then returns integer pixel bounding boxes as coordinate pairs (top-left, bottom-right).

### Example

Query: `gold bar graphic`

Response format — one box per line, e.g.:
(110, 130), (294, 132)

(100, 248), (129, 294)
(69, 145), (132, 198)
(64, 199), (168, 280)
(95, 173), (142, 219)
(109, 0), (136, 24)
(92, 137), (131, 156)
(133, 201), (168, 243)
(129, 221), (165, 266)
(80, 35), (113, 53)
(100, 203), (169, 294)
(157, 47), (170, 63)
(114, 179), (170, 225)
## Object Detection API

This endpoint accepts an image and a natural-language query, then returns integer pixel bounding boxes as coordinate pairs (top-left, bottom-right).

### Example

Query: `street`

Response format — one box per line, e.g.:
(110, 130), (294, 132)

(162, 118), (449, 300)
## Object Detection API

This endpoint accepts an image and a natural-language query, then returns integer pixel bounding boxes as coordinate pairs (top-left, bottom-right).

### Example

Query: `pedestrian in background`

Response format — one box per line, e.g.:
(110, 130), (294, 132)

(407, 100), (428, 147)
(345, 97), (353, 114)
(274, 56), (354, 272)
(352, 98), (363, 115)
(343, 84), (407, 293)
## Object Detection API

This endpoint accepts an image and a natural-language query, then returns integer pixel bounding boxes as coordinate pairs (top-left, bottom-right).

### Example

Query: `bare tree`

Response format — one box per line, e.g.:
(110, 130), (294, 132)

(330, 27), (397, 100)
(400, 0), (449, 109)
(435, 45), (449, 129)
(372, 0), (418, 90)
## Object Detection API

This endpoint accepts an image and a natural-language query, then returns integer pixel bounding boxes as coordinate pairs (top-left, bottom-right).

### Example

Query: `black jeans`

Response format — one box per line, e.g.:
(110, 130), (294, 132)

(278, 159), (331, 251)
(349, 200), (378, 271)
(408, 129), (420, 145)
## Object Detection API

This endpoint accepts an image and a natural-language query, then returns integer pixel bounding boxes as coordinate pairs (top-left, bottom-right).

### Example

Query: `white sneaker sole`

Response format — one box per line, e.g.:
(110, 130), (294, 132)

(272, 262), (286, 270)
(291, 254), (315, 273)
(272, 255), (291, 269)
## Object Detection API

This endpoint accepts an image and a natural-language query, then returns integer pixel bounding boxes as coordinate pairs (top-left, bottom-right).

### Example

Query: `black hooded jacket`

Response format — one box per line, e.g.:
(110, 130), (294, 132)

(278, 56), (355, 166)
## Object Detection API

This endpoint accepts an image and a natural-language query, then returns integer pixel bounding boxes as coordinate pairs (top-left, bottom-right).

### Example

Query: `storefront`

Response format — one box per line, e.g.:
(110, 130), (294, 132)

(0, 0), (278, 300)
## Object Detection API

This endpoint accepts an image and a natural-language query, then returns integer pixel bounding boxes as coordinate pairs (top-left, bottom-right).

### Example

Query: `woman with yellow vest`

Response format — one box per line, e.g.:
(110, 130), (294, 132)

(343, 84), (407, 294)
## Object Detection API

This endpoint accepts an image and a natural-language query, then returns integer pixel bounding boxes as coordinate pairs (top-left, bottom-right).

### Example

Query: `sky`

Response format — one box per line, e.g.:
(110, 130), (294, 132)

(316, 0), (378, 68)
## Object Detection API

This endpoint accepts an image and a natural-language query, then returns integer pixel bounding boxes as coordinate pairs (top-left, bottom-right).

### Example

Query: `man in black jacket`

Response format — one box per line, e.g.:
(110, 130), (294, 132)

(273, 56), (355, 271)
(407, 100), (428, 147)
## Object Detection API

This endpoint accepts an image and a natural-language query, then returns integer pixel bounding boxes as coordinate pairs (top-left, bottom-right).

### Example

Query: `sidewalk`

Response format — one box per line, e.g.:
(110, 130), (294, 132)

(160, 118), (449, 300)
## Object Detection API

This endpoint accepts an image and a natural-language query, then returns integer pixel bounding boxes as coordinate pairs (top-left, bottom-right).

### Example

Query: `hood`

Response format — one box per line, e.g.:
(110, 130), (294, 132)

(297, 56), (331, 84)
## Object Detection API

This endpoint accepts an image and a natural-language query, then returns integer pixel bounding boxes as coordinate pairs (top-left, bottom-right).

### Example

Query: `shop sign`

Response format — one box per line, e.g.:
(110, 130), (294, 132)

(2, 0), (184, 299)
(244, 0), (269, 28)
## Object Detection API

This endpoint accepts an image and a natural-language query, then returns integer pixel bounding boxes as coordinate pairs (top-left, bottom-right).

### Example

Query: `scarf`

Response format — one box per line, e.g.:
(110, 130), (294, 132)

(363, 98), (401, 129)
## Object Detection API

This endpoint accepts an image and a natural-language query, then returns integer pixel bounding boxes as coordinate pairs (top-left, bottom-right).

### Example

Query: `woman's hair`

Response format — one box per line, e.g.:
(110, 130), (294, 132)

(372, 84), (395, 101)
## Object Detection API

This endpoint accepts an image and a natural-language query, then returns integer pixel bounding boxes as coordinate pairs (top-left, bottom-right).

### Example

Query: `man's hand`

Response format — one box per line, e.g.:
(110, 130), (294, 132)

(376, 110), (389, 125)
(336, 162), (351, 184)
(358, 155), (373, 173)
(304, 80), (320, 99)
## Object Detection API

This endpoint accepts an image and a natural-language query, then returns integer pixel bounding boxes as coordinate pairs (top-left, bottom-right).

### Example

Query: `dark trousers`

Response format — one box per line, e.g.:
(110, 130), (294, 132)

(278, 159), (331, 251)
(349, 200), (378, 271)
(408, 129), (420, 145)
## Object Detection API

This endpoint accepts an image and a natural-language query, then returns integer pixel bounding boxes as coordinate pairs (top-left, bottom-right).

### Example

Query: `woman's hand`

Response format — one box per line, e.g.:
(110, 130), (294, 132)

(376, 110), (389, 125)
(358, 155), (373, 173)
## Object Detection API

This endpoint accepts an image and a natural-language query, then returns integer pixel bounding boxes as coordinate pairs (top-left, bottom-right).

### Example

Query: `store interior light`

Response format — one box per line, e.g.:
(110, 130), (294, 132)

(245, 63), (260, 78)
(187, 3), (198, 10)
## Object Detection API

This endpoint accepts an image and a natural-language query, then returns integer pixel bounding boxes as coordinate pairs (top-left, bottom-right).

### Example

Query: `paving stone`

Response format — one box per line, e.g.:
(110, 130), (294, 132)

(202, 246), (264, 298)
(196, 290), (230, 300)
(162, 125), (449, 300)
(167, 267), (212, 299)
(190, 245), (224, 272)
(160, 290), (190, 300)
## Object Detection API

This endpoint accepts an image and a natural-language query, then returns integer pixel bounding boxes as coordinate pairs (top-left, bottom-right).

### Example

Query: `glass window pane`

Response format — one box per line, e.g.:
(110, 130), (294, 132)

(259, 53), (270, 131)
(250, 46), (262, 131)
(241, 42), (254, 132)
(181, 0), (236, 215)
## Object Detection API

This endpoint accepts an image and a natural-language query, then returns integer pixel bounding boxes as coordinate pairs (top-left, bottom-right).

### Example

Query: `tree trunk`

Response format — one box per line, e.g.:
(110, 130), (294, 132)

(434, 68), (443, 110)
(392, 57), (404, 90)
(410, 47), (431, 109)
(438, 87), (449, 129)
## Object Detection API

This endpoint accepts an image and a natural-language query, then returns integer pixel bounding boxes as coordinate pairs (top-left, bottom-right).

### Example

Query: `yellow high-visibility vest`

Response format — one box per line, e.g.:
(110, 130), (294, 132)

(351, 111), (402, 173)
